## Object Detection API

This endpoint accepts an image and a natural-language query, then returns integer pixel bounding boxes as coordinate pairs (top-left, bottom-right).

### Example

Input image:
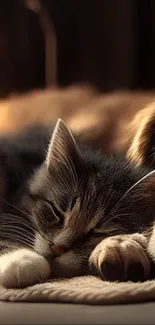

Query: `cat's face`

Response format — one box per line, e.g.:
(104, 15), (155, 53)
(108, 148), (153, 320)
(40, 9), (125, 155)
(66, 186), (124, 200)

(25, 119), (155, 278)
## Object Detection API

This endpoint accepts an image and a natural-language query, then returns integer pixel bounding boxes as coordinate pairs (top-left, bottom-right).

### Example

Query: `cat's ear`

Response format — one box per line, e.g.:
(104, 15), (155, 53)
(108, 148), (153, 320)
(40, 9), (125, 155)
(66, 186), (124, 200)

(126, 104), (155, 168)
(46, 119), (81, 186)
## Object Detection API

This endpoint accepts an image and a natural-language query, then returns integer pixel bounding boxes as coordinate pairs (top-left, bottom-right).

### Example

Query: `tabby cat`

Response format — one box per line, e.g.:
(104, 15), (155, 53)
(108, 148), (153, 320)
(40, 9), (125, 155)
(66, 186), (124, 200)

(0, 119), (155, 289)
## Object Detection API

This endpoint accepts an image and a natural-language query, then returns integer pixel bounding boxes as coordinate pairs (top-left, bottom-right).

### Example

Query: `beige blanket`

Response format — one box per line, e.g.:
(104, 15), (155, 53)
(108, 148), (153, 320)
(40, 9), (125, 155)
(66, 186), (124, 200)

(0, 276), (155, 305)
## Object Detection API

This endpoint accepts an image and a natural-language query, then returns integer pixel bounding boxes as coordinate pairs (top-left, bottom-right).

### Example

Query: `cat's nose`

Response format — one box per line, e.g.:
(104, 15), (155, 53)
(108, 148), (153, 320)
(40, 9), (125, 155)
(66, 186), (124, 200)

(51, 245), (68, 257)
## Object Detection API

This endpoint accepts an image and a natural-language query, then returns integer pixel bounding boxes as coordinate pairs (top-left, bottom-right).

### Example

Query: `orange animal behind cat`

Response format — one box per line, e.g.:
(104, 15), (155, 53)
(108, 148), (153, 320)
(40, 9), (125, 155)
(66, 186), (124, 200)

(0, 85), (155, 157)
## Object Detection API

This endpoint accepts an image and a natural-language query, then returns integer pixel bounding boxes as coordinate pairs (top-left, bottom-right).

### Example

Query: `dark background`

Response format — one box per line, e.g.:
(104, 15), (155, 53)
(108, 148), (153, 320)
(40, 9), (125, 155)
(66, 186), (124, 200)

(1, 0), (155, 97)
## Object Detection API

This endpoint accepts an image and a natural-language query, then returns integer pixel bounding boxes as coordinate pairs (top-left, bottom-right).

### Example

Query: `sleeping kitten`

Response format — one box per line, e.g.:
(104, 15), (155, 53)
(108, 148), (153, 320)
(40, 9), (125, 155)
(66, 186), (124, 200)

(0, 119), (155, 288)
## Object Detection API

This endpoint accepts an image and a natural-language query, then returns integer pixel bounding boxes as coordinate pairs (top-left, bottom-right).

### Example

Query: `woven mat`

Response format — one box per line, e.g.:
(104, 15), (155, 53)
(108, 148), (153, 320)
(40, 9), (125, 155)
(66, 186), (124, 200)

(0, 276), (155, 305)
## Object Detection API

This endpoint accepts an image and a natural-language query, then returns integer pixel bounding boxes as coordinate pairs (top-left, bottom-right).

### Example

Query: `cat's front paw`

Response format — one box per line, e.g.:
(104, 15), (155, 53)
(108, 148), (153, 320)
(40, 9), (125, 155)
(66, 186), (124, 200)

(0, 249), (51, 288)
(89, 233), (150, 282)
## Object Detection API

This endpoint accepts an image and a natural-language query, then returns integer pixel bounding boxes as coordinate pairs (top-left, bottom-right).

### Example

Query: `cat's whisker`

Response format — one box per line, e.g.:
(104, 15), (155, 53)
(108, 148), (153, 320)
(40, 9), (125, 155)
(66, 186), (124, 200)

(108, 200), (144, 224)
(104, 211), (134, 222)
(104, 213), (132, 224)
(0, 195), (32, 220)
(0, 225), (35, 241)
(0, 215), (37, 233)
(0, 232), (34, 248)
(102, 211), (144, 234)
(102, 216), (130, 232)
(0, 223), (34, 237)
(0, 239), (33, 249)
(0, 213), (44, 237)
(111, 169), (155, 215)
(0, 227), (34, 243)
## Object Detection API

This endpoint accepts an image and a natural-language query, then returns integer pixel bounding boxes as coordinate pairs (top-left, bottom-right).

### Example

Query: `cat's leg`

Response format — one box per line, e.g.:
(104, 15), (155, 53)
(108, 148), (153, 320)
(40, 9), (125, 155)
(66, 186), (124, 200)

(89, 233), (150, 282)
(0, 248), (51, 288)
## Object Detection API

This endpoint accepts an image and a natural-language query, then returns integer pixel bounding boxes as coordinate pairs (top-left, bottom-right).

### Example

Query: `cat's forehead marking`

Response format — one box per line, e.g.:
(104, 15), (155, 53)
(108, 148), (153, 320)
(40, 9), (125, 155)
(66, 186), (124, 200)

(65, 198), (85, 231)
(64, 194), (104, 234)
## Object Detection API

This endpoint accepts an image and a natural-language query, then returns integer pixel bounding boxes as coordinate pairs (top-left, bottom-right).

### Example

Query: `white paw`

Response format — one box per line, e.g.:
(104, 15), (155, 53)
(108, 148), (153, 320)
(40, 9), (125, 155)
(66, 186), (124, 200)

(89, 233), (150, 282)
(0, 248), (51, 288)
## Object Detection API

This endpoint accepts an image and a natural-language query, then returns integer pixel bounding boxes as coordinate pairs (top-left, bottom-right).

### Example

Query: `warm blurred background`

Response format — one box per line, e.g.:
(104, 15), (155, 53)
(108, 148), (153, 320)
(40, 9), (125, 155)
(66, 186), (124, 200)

(0, 0), (155, 161)
(1, 0), (155, 97)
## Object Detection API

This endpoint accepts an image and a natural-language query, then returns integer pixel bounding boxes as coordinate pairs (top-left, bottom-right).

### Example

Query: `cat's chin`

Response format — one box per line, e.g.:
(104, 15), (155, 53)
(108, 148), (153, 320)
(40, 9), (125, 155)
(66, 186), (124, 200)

(49, 251), (89, 278)
(34, 234), (88, 278)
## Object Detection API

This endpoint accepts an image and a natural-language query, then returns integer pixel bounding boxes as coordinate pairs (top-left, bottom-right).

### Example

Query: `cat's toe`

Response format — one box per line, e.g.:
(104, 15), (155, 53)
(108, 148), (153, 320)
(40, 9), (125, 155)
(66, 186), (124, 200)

(101, 260), (124, 282)
(89, 234), (150, 282)
(89, 242), (124, 281)
(126, 262), (144, 282)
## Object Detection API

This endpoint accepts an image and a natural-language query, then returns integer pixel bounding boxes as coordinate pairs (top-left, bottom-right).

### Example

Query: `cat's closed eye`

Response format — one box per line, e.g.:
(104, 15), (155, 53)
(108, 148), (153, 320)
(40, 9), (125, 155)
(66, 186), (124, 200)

(41, 201), (60, 224)
(32, 198), (64, 227)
